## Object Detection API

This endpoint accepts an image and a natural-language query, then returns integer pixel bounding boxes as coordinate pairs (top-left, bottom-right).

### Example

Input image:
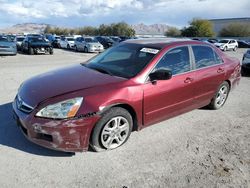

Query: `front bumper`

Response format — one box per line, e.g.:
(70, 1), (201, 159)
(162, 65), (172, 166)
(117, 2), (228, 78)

(12, 99), (100, 152)
(88, 47), (104, 53)
(0, 48), (17, 55)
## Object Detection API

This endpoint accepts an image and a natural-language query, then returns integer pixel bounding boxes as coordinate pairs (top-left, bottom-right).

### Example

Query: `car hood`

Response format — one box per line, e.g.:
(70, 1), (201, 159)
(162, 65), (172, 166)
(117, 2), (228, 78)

(214, 42), (226, 46)
(0, 41), (15, 47)
(88, 42), (102, 46)
(30, 42), (51, 47)
(19, 64), (126, 107)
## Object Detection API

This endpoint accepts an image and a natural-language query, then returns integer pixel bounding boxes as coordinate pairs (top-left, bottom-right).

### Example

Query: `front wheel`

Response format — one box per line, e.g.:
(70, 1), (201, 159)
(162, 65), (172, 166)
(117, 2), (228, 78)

(84, 47), (88, 53)
(223, 46), (228, 51)
(90, 107), (133, 152)
(29, 47), (34, 55)
(208, 81), (230, 110)
(233, 46), (237, 51)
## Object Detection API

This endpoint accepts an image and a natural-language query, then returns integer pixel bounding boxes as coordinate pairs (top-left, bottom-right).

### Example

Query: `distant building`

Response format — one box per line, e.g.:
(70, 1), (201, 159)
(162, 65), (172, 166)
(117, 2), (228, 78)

(209, 17), (250, 36)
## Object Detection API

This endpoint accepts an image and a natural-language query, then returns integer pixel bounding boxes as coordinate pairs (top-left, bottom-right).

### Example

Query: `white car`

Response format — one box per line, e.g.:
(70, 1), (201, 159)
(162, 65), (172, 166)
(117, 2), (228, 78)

(214, 39), (238, 51)
(74, 37), (104, 53)
(59, 37), (75, 49)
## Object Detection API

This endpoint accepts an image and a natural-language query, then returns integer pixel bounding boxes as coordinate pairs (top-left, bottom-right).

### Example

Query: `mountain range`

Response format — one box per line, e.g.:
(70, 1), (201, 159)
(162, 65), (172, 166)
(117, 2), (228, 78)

(0, 23), (170, 35)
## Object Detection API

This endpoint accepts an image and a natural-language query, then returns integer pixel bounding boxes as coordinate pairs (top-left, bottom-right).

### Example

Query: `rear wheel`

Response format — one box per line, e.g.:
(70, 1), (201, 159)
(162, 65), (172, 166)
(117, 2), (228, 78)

(90, 107), (132, 152)
(208, 81), (230, 110)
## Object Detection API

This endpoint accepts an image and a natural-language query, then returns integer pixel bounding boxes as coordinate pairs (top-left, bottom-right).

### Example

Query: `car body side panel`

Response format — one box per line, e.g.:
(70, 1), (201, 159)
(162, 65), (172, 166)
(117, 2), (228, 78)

(192, 64), (226, 106)
(142, 72), (196, 126)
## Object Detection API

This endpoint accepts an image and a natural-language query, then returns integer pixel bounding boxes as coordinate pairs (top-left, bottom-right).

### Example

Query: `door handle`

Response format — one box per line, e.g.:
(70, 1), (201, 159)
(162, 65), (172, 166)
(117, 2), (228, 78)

(184, 77), (193, 83)
(217, 67), (224, 73)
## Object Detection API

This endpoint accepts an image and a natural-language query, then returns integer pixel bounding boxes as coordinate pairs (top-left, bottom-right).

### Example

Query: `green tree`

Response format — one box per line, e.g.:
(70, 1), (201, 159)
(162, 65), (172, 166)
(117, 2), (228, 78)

(181, 18), (214, 37)
(164, 27), (181, 37)
(44, 25), (52, 34)
(219, 23), (250, 37)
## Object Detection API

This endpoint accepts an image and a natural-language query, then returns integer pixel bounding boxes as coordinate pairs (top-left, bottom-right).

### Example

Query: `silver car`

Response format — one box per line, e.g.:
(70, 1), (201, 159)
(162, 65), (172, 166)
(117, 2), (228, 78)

(75, 37), (104, 53)
(0, 36), (17, 55)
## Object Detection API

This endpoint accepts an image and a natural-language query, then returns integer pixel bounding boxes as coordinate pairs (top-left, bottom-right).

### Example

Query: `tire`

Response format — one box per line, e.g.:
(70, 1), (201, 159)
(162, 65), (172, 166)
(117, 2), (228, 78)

(84, 47), (88, 53)
(223, 46), (228, 51)
(75, 46), (78, 52)
(29, 47), (34, 55)
(233, 46), (237, 51)
(49, 48), (53, 55)
(90, 107), (133, 152)
(208, 81), (230, 110)
(67, 44), (70, 49)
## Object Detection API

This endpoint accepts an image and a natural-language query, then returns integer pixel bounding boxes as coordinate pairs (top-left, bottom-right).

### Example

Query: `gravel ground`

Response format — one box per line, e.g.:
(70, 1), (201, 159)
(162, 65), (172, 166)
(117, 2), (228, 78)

(0, 48), (249, 188)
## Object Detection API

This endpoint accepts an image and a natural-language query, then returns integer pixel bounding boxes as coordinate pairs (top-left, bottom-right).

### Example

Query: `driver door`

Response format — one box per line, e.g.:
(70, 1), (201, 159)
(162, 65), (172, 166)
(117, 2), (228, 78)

(143, 46), (196, 126)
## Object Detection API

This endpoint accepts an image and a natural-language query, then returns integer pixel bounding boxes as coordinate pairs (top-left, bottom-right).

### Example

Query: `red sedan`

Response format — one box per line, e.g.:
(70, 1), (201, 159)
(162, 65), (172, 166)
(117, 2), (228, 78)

(13, 39), (241, 152)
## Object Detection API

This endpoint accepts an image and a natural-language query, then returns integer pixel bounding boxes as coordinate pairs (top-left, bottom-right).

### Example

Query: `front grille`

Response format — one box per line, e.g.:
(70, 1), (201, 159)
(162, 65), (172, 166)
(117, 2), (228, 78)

(36, 133), (53, 142)
(16, 95), (34, 113)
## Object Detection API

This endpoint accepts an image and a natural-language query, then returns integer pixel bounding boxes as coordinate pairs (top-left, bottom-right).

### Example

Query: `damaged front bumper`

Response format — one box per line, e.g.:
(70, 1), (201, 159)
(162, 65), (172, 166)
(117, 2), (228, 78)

(12, 100), (100, 152)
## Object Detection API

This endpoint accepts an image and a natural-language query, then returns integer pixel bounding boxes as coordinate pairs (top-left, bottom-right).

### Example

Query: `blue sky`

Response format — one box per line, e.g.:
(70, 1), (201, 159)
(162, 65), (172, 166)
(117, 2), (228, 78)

(0, 0), (249, 28)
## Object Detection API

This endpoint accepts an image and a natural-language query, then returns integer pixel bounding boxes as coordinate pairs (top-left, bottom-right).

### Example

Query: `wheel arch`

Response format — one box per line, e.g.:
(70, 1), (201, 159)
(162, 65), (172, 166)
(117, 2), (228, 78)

(98, 103), (139, 131)
(224, 80), (231, 91)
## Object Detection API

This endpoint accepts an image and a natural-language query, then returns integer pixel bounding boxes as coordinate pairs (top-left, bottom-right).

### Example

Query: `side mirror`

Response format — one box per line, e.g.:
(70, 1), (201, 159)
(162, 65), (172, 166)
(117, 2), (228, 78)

(149, 69), (172, 82)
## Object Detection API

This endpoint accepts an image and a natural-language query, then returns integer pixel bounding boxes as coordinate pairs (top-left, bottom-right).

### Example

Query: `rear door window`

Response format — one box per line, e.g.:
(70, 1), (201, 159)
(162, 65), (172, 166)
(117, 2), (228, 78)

(192, 46), (221, 69)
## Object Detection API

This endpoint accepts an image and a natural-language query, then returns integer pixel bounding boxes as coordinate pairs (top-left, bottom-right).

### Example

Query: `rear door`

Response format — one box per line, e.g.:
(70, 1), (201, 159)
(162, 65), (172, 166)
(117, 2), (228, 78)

(143, 46), (196, 126)
(191, 45), (226, 107)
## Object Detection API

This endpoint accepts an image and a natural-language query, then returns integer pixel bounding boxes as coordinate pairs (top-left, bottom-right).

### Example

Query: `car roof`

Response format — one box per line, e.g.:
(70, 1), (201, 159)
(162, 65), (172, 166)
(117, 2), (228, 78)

(123, 38), (195, 48)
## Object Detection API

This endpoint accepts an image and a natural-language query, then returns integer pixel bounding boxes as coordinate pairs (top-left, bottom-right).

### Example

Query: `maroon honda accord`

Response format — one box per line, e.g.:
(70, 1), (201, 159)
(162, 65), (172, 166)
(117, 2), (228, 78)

(13, 39), (241, 152)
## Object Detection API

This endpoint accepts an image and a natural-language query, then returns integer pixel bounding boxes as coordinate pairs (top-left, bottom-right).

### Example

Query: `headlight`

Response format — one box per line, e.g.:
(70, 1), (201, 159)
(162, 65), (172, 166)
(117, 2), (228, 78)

(36, 97), (83, 119)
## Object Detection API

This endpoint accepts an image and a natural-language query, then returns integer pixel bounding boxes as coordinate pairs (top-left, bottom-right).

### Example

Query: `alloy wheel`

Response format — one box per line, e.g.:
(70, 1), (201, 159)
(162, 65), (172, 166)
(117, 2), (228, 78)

(101, 116), (130, 149)
(215, 85), (228, 108)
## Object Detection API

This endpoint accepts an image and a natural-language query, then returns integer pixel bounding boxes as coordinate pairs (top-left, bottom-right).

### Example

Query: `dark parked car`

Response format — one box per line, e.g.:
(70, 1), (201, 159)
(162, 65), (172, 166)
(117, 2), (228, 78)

(13, 39), (241, 152)
(21, 36), (53, 55)
(0, 35), (17, 55)
(95, 36), (114, 49)
(242, 49), (250, 75)
(237, 40), (250, 48)
(16, 36), (25, 51)
(51, 36), (61, 48)
(207, 39), (218, 44)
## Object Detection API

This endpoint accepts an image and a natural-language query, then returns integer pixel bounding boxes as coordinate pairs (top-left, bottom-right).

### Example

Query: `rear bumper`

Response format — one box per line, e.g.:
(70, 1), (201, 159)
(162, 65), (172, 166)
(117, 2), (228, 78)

(12, 100), (100, 152)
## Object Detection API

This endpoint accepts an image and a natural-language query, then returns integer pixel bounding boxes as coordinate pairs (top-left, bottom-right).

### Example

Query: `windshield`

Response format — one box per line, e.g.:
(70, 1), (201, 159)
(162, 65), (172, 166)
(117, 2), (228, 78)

(85, 38), (98, 43)
(67, 38), (75, 41)
(219, 40), (229, 43)
(29, 37), (46, 42)
(0, 37), (8, 42)
(17, 37), (25, 42)
(84, 43), (160, 78)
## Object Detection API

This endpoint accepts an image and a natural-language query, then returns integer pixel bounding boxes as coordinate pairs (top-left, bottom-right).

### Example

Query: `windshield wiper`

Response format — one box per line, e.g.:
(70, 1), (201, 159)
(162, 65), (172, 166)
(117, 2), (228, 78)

(81, 64), (113, 76)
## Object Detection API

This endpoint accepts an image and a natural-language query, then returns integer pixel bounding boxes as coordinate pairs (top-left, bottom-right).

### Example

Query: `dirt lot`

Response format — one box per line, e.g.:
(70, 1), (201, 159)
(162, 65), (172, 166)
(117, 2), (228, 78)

(0, 48), (249, 188)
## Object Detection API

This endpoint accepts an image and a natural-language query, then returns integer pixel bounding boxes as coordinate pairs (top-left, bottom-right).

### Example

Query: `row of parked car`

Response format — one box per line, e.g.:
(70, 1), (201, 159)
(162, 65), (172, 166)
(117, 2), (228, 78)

(192, 38), (250, 51)
(46, 34), (135, 53)
(1, 34), (250, 56)
(0, 34), (135, 56)
(0, 34), (53, 55)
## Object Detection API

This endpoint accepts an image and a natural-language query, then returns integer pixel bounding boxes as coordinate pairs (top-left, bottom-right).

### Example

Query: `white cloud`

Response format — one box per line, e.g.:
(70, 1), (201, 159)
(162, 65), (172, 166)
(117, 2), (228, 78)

(0, 0), (249, 27)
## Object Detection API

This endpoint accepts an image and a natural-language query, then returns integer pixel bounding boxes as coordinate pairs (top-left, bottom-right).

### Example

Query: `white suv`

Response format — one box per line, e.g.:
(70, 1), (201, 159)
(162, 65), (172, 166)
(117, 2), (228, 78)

(214, 39), (238, 51)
